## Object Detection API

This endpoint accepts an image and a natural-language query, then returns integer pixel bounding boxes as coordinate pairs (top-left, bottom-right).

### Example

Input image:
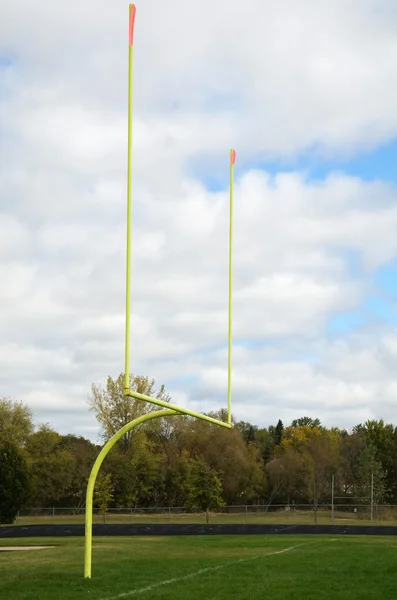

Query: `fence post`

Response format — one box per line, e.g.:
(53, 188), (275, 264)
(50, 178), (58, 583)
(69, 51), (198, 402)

(371, 473), (374, 521)
(245, 505), (247, 524)
(331, 475), (335, 525)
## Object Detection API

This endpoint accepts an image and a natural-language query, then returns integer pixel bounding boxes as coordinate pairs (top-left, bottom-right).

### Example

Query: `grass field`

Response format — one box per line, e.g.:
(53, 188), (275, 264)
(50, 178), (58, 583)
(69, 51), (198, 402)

(7, 508), (395, 527)
(0, 535), (396, 599)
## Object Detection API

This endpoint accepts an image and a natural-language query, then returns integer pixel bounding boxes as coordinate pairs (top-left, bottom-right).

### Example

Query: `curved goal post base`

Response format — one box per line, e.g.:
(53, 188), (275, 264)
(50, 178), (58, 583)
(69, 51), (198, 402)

(84, 408), (179, 579)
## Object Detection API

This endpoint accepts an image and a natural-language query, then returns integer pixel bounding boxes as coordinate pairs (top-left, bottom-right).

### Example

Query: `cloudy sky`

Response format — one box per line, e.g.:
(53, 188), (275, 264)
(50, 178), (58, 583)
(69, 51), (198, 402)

(2, 0), (397, 440)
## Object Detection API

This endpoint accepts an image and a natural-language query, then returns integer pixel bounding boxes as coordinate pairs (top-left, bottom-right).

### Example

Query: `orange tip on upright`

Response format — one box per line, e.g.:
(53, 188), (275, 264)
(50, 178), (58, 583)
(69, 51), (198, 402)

(129, 4), (136, 46)
(230, 149), (236, 165)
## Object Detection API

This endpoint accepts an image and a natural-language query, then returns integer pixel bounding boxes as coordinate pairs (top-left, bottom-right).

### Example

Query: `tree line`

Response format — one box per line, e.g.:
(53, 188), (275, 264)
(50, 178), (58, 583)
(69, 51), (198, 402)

(1, 373), (397, 523)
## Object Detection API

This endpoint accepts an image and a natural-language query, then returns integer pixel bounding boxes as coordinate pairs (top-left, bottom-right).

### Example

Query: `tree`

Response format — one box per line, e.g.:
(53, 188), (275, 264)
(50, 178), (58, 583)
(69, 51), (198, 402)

(88, 373), (170, 453)
(393, 426), (397, 502)
(26, 425), (75, 506)
(303, 432), (340, 523)
(186, 460), (225, 523)
(266, 448), (305, 505)
(361, 420), (396, 501)
(254, 427), (275, 463)
(272, 425), (341, 516)
(0, 398), (34, 447)
(352, 442), (387, 507)
(146, 416), (195, 506)
(235, 421), (258, 444)
(0, 440), (31, 523)
(291, 417), (322, 430)
(105, 427), (165, 508)
(162, 453), (191, 507)
(277, 424), (322, 454)
(339, 430), (387, 509)
(128, 432), (164, 505)
(274, 420), (284, 445)
(59, 435), (99, 508)
(105, 450), (137, 508)
(94, 473), (114, 523)
(179, 413), (266, 505)
(339, 431), (366, 496)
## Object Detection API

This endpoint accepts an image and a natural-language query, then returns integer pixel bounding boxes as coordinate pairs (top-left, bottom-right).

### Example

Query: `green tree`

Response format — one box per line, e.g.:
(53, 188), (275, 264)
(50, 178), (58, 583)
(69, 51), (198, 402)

(343, 428), (389, 507)
(0, 398), (34, 447)
(26, 425), (75, 506)
(59, 435), (99, 508)
(353, 443), (387, 507)
(105, 428), (164, 507)
(235, 421), (258, 444)
(339, 431), (362, 495)
(186, 460), (225, 523)
(162, 453), (191, 507)
(274, 420), (284, 445)
(105, 450), (137, 508)
(179, 413), (266, 504)
(393, 426), (397, 502)
(146, 415), (194, 506)
(361, 420), (396, 501)
(94, 473), (114, 523)
(128, 432), (164, 505)
(254, 427), (275, 463)
(291, 416), (322, 430)
(88, 373), (170, 453)
(272, 425), (340, 514)
(0, 440), (31, 523)
(303, 432), (340, 523)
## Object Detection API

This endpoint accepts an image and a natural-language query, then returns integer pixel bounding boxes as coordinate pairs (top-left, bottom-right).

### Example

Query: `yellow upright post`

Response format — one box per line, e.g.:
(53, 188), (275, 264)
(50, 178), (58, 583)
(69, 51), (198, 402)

(124, 3), (136, 393)
(228, 150), (236, 424)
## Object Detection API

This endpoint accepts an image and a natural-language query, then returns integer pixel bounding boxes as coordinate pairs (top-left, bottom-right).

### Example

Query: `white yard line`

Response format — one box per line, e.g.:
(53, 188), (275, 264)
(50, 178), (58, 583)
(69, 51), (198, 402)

(99, 544), (302, 600)
(0, 546), (55, 551)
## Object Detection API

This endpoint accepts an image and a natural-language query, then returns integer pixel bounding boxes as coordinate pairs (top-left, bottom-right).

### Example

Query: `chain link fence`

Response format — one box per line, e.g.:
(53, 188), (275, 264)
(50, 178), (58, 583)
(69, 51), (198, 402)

(10, 504), (397, 526)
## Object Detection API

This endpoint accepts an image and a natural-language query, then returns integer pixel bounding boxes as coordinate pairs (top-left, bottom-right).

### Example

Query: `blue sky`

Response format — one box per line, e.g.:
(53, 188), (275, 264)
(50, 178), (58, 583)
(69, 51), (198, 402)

(273, 139), (397, 184)
(197, 137), (397, 191)
(0, 56), (13, 68)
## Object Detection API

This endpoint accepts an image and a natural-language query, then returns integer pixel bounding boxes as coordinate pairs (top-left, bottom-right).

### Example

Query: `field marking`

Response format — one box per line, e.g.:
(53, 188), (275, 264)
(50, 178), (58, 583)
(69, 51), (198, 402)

(0, 546), (55, 552)
(99, 544), (302, 600)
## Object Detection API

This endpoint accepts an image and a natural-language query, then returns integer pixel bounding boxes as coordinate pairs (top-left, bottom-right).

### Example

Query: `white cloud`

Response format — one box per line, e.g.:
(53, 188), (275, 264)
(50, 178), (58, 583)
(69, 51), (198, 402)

(3, 0), (397, 158)
(2, 0), (397, 438)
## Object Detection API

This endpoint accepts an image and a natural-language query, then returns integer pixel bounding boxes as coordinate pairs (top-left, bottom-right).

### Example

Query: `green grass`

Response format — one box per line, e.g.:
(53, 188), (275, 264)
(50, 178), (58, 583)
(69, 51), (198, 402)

(0, 535), (396, 599)
(7, 508), (396, 527)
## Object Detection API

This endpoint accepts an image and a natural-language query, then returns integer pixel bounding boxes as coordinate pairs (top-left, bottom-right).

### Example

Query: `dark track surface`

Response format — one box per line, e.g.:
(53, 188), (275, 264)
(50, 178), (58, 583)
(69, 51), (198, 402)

(1, 524), (397, 538)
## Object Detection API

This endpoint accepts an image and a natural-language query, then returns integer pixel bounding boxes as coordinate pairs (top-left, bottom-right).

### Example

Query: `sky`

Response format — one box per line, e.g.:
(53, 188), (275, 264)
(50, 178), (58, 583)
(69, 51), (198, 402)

(1, 0), (397, 441)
